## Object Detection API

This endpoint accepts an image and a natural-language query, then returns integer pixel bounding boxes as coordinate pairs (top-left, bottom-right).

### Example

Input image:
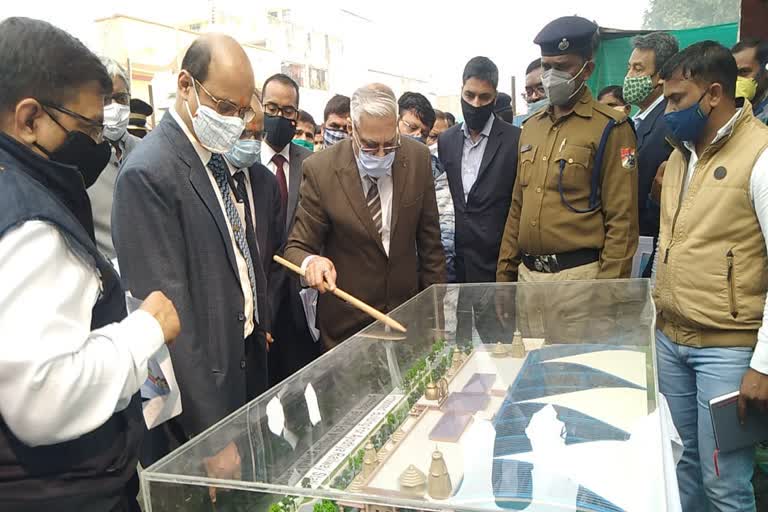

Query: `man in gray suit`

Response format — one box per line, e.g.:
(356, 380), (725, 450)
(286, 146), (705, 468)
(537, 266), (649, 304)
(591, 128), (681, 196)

(88, 57), (140, 261)
(112, 34), (270, 477)
(260, 73), (321, 385)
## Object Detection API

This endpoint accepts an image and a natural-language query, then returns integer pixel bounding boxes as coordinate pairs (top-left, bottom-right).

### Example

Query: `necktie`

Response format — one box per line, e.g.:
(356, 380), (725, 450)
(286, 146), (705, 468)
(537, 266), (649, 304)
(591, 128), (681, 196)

(272, 153), (288, 213)
(207, 154), (259, 324)
(233, 170), (268, 326)
(366, 176), (383, 237)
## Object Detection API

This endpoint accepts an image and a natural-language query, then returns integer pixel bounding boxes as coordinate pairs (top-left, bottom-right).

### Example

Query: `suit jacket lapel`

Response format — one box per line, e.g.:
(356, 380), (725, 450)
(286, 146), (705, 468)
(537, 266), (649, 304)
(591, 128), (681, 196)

(334, 144), (387, 256)
(389, 148), (408, 241)
(248, 167), (269, 263)
(287, 144), (303, 232)
(637, 99), (665, 147)
(448, 127), (466, 208)
(162, 116), (240, 278)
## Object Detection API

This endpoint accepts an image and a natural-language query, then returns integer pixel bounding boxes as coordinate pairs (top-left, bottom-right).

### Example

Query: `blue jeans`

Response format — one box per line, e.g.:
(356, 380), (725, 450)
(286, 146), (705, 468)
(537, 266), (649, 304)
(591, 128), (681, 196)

(656, 329), (755, 512)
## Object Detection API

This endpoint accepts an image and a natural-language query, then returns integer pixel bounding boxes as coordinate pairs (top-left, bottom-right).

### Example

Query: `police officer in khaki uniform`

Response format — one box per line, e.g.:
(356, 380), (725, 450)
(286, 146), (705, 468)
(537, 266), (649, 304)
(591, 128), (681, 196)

(496, 16), (639, 339)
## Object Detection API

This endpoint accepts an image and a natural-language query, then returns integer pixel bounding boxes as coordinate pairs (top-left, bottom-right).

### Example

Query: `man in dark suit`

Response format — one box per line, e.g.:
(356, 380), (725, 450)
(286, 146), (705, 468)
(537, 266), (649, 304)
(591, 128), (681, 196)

(259, 73), (321, 385)
(438, 56), (520, 342)
(285, 83), (446, 350)
(623, 32), (678, 276)
(112, 34), (273, 477)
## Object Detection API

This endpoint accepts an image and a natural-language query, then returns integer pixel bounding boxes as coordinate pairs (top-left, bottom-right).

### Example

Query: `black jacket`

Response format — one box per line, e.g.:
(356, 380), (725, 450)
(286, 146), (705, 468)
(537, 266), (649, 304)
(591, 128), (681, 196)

(636, 98), (673, 239)
(438, 117), (521, 283)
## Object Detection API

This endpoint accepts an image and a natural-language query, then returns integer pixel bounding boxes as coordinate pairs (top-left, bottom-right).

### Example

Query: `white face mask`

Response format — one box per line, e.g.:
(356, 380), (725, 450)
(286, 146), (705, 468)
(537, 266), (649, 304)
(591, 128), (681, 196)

(542, 62), (589, 106)
(429, 142), (438, 157)
(103, 102), (130, 142)
(185, 82), (245, 154)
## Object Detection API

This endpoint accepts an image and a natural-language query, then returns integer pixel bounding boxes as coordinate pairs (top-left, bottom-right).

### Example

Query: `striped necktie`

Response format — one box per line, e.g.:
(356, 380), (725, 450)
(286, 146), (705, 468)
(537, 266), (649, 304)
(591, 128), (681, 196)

(366, 175), (382, 237)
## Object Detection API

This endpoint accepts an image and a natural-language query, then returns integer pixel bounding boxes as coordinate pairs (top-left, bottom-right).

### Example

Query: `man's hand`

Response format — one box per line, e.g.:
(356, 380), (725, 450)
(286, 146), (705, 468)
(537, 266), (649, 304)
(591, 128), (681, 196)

(140, 291), (181, 344)
(650, 161), (666, 203)
(738, 368), (768, 424)
(266, 332), (273, 353)
(305, 257), (337, 294)
(204, 441), (241, 503)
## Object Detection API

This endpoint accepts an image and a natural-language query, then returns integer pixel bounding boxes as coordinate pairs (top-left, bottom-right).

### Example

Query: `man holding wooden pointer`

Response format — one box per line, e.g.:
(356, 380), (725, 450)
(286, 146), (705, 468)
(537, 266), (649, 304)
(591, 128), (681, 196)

(284, 83), (446, 351)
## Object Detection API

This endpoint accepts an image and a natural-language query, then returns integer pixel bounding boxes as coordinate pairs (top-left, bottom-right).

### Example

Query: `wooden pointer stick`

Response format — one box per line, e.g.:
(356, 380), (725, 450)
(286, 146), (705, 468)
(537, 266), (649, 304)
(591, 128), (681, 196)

(273, 255), (407, 333)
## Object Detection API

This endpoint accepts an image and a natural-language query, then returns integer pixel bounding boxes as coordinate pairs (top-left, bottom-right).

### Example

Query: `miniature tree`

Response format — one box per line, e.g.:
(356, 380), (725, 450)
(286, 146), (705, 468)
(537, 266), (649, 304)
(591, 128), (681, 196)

(313, 499), (339, 512)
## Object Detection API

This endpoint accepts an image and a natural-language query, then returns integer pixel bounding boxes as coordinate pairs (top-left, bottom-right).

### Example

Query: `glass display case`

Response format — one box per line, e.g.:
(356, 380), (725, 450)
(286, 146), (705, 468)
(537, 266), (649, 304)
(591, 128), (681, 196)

(142, 280), (676, 512)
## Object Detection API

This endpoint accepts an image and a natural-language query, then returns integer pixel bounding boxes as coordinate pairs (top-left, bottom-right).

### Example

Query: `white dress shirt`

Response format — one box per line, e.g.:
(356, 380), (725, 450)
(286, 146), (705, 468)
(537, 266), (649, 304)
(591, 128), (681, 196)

(0, 221), (164, 446)
(652, 109), (768, 373)
(261, 142), (291, 190)
(169, 107), (256, 337)
(461, 113), (495, 200)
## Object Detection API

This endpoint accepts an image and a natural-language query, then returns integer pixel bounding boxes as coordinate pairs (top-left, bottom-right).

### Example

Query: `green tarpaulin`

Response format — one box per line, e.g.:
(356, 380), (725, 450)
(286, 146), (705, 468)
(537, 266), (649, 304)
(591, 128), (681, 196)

(587, 22), (740, 97)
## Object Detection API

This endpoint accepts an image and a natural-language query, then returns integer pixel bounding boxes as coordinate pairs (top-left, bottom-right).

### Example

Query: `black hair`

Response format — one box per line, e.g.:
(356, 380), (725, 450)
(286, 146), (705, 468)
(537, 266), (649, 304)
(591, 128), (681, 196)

(181, 38), (212, 83)
(463, 56), (499, 89)
(397, 91), (436, 132)
(297, 109), (316, 131)
(262, 73), (300, 107)
(526, 58), (542, 76)
(633, 32), (679, 74)
(732, 38), (768, 71)
(0, 17), (112, 113)
(732, 37), (764, 55)
(323, 94), (350, 122)
(660, 40), (738, 100)
(598, 85), (626, 104)
(445, 112), (456, 126)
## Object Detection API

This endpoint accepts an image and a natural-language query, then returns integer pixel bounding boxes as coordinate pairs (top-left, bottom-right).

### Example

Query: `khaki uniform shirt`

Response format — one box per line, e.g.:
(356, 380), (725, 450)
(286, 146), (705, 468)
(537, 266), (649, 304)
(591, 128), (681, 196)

(497, 87), (639, 281)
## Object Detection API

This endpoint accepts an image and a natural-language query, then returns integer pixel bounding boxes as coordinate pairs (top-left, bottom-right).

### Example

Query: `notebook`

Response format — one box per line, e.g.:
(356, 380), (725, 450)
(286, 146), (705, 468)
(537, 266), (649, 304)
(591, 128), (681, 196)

(709, 391), (768, 453)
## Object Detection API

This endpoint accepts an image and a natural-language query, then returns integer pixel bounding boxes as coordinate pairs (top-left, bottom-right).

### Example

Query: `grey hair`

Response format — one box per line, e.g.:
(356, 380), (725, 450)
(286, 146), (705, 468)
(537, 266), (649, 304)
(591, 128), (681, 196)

(633, 32), (680, 75)
(350, 83), (397, 127)
(100, 56), (130, 94)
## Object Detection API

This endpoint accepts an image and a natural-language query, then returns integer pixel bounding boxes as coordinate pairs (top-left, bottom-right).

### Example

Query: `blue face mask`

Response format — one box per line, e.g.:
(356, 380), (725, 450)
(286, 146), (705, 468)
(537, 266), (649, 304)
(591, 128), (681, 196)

(664, 91), (710, 143)
(356, 150), (396, 179)
(224, 139), (262, 169)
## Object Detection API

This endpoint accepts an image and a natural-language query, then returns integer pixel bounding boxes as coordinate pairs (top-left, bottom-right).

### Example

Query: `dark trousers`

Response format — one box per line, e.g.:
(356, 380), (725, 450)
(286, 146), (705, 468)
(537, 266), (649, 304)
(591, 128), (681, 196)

(268, 293), (321, 387)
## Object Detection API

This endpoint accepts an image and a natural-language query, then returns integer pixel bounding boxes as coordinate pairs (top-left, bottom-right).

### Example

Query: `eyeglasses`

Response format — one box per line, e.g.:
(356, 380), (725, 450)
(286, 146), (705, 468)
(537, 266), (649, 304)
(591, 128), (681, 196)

(106, 92), (131, 106)
(195, 79), (256, 123)
(241, 129), (262, 141)
(263, 102), (299, 120)
(353, 130), (401, 155)
(42, 102), (105, 142)
(523, 85), (546, 100)
(399, 118), (427, 138)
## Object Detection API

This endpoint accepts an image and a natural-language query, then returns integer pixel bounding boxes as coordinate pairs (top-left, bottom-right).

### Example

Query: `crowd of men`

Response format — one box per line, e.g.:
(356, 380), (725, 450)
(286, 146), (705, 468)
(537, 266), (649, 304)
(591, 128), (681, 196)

(2, 12), (768, 512)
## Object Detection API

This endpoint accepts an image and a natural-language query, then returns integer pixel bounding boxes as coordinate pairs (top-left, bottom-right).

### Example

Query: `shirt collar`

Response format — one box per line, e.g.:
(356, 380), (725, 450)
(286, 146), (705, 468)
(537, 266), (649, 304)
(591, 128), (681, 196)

(170, 106), (211, 166)
(540, 86), (593, 120)
(633, 94), (665, 122)
(462, 113), (495, 139)
(260, 141), (291, 166)
(683, 108), (742, 156)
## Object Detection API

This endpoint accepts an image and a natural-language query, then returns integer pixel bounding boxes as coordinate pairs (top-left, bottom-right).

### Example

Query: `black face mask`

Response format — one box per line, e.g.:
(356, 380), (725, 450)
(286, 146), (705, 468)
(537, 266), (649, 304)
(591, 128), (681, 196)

(35, 109), (112, 188)
(406, 134), (426, 144)
(264, 114), (297, 150)
(461, 98), (495, 132)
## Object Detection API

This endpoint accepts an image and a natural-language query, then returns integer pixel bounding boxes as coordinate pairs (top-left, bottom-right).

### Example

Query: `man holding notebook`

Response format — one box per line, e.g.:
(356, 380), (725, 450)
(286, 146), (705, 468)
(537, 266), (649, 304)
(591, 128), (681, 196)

(653, 41), (768, 511)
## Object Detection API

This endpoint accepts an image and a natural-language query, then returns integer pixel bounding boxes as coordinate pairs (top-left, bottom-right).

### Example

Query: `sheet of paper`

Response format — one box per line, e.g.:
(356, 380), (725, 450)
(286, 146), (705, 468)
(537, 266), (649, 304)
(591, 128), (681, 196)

(305, 383), (322, 426)
(141, 345), (183, 429)
(126, 293), (182, 429)
(300, 288), (320, 342)
(267, 396), (285, 436)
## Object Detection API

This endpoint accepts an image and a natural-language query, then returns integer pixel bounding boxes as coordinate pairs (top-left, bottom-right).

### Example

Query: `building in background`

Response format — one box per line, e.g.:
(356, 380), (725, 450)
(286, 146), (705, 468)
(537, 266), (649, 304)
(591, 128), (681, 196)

(93, 5), (439, 126)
